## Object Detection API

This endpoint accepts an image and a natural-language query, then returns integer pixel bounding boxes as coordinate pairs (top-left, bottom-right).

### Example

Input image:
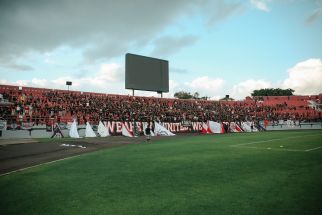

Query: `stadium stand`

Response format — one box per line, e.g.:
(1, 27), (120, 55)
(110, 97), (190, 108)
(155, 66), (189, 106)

(0, 85), (321, 128)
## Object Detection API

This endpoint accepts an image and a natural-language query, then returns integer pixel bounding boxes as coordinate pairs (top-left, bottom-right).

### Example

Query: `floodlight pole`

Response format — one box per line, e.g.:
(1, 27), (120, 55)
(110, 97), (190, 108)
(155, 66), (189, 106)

(132, 89), (134, 96)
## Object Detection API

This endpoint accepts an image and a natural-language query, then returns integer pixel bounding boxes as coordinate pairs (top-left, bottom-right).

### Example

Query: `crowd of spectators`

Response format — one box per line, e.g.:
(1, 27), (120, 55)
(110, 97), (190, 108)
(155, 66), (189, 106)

(0, 85), (321, 126)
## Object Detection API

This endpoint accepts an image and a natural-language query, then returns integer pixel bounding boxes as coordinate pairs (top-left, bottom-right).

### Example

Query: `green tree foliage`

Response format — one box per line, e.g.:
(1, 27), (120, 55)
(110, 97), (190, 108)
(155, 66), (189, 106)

(174, 91), (205, 99)
(251, 88), (294, 96)
(174, 91), (193, 99)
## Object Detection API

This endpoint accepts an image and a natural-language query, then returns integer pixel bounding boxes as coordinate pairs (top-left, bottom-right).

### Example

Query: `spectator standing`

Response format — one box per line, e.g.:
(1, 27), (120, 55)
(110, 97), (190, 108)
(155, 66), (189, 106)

(145, 124), (151, 142)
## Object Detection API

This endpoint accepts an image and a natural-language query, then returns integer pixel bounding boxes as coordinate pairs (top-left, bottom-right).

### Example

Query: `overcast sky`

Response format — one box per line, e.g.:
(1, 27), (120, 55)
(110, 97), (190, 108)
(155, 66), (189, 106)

(0, 0), (321, 99)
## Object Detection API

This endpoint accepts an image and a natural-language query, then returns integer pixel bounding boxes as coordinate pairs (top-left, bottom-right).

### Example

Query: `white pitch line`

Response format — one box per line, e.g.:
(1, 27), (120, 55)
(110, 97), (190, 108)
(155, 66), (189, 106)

(231, 138), (283, 147)
(230, 133), (322, 147)
(0, 153), (85, 177)
(305, 146), (322, 152)
(241, 146), (305, 152)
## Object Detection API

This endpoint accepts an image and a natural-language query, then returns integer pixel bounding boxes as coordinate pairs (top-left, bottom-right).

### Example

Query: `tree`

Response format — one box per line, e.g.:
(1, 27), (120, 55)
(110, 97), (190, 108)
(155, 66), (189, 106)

(174, 91), (194, 99)
(174, 91), (204, 99)
(251, 88), (294, 96)
(193, 92), (199, 99)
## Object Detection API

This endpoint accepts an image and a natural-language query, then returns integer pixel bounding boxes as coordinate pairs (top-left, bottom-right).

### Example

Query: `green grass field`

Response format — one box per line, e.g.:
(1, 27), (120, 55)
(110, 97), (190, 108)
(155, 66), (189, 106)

(1, 130), (322, 215)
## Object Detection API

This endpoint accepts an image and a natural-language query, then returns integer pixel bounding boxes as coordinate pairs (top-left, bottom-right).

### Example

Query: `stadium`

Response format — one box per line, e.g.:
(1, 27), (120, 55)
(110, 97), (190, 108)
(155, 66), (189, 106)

(1, 79), (322, 214)
(1, 1), (322, 215)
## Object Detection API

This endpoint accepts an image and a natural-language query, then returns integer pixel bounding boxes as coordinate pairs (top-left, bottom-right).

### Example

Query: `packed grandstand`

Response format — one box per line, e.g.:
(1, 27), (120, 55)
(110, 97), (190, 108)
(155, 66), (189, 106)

(0, 84), (321, 136)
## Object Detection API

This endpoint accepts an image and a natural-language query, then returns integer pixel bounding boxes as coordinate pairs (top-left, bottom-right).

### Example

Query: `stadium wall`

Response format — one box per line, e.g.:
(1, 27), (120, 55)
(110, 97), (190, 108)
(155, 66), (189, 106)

(265, 123), (322, 131)
(0, 121), (321, 139)
(0, 121), (197, 139)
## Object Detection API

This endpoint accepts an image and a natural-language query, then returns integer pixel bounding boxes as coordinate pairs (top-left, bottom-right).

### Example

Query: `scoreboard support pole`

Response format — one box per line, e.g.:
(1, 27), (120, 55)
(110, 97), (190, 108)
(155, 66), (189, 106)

(157, 91), (163, 98)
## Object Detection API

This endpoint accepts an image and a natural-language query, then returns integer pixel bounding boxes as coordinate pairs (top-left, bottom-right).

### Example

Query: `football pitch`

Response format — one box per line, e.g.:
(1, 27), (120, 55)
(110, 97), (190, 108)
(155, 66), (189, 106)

(1, 130), (322, 214)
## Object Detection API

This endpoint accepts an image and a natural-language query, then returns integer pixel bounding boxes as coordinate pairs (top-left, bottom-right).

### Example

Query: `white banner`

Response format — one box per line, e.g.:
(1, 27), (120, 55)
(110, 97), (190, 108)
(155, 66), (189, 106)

(229, 122), (242, 132)
(286, 120), (295, 128)
(201, 122), (211, 134)
(85, 122), (96, 137)
(241, 121), (258, 132)
(69, 120), (80, 138)
(208, 121), (224, 134)
(154, 122), (175, 136)
(0, 120), (7, 130)
(122, 123), (134, 137)
(98, 121), (110, 137)
(21, 122), (34, 130)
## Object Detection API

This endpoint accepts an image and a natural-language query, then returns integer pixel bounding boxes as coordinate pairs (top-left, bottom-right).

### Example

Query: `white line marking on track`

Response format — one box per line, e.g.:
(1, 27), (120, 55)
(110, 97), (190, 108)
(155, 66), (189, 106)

(0, 153), (84, 177)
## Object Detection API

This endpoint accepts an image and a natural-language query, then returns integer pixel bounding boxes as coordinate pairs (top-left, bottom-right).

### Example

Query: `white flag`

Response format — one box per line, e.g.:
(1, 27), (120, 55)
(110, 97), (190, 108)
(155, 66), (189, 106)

(122, 123), (134, 137)
(85, 122), (96, 137)
(229, 122), (243, 132)
(154, 122), (175, 136)
(201, 122), (211, 134)
(241, 121), (251, 132)
(241, 121), (258, 132)
(69, 120), (80, 138)
(98, 121), (110, 137)
(208, 121), (224, 134)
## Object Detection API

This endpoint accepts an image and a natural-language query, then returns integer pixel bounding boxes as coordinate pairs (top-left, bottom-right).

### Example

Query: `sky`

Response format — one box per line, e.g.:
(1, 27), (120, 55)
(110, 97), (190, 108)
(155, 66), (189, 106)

(0, 0), (321, 100)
